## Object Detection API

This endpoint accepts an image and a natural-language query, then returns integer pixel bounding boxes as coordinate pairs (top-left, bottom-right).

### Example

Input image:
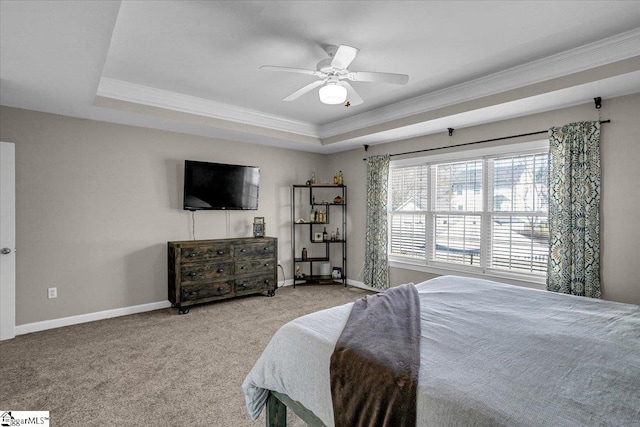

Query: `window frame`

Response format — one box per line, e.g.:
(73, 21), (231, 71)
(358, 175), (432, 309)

(388, 140), (549, 288)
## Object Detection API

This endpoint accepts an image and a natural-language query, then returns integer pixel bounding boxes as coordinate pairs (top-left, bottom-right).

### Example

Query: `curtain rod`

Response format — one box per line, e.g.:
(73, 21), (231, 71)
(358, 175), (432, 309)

(362, 119), (610, 161)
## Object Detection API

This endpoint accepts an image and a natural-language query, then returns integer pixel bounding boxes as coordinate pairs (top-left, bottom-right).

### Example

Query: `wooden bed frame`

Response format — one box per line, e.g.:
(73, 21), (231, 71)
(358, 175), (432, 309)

(266, 391), (326, 427)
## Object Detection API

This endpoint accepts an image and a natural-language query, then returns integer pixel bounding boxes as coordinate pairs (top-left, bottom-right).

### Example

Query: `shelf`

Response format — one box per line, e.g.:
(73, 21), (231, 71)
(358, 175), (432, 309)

(293, 184), (345, 188)
(294, 276), (344, 285)
(294, 257), (329, 263)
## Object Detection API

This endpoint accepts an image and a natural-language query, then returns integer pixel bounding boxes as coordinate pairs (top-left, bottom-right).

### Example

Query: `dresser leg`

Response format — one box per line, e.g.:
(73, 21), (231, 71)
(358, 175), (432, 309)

(178, 307), (190, 315)
(267, 289), (275, 297)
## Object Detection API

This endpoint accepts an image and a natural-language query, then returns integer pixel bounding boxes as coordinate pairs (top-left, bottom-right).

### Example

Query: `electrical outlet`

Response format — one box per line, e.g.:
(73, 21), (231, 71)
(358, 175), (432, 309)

(48, 287), (57, 299)
(278, 259), (282, 265)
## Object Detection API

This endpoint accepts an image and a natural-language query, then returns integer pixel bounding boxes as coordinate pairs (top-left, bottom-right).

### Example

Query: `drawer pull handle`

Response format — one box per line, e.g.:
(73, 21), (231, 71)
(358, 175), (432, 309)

(238, 284), (247, 289)
(264, 263), (270, 267)
(217, 269), (224, 273)
(188, 253), (197, 257)
(240, 266), (246, 270)
(263, 247), (269, 251)
(217, 287), (226, 292)
(217, 250), (225, 255)
(240, 248), (247, 252)
(189, 291), (198, 296)
(188, 272), (197, 277)
(264, 280), (270, 284)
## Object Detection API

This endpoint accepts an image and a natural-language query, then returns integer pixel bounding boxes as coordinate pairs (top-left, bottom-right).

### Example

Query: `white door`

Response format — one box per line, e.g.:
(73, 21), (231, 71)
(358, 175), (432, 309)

(0, 141), (16, 340)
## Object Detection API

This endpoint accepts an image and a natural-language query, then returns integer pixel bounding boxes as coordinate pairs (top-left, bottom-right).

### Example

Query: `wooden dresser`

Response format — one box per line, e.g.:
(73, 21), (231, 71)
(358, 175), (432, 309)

(168, 237), (277, 314)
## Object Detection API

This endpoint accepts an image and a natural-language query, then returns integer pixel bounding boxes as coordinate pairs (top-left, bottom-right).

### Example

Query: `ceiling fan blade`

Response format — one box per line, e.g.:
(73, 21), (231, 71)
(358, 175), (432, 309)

(283, 80), (325, 101)
(339, 81), (363, 106)
(260, 65), (325, 78)
(347, 71), (409, 85)
(331, 45), (359, 69)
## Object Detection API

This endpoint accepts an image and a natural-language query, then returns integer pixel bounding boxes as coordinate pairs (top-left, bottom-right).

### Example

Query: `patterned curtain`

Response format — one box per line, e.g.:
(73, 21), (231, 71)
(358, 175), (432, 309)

(547, 121), (601, 298)
(363, 155), (390, 290)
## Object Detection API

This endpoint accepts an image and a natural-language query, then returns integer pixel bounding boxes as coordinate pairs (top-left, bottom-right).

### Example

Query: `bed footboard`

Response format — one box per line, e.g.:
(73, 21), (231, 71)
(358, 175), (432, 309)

(266, 391), (326, 427)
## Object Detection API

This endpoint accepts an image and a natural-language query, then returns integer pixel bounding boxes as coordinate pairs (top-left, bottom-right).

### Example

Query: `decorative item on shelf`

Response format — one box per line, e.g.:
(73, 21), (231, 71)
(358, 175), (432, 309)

(310, 207), (315, 222)
(314, 232), (323, 242)
(295, 265), (305, 279)
(310, 171), (316, 185)
(302, 247), (308, 261)
(332, 266), (342, 279)
(323, 227), (328, 242)
(333, 172), (338, 185)
(333, 195), (343, 204)
(338, 170), (343, 185)
(253, 217), (265, 237)
(319, 262), (331, 278)
(331, 231), (336, 241)
(295, 218), (306, 223)
(336, 228), (340, 240)
(312, 195), (316, 204)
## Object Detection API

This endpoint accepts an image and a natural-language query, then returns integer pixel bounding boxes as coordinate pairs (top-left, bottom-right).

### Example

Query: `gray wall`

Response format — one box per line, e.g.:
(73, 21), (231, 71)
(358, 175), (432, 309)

(1, 92), (639, 326)
(0, 106), (323, 325)
(331, 93), (640, 305)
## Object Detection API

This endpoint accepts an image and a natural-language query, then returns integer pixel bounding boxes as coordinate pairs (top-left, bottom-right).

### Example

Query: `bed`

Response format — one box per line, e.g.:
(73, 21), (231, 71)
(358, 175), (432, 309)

(242, 276), (640, 426)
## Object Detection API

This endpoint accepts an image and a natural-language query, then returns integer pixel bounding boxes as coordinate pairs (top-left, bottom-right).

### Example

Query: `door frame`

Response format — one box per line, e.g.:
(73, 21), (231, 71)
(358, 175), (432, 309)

(0, 141), (16, 340)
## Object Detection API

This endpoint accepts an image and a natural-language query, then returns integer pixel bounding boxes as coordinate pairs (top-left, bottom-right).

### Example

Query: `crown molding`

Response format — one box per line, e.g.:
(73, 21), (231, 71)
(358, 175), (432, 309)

(97, 28), (640, 144)
(96, 77), (320, 137)
(318, 28), (640, 139)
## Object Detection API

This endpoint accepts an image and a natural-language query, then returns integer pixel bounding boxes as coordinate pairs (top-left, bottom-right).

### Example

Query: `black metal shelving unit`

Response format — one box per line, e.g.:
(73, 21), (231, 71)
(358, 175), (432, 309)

(291, 185), (347, 288)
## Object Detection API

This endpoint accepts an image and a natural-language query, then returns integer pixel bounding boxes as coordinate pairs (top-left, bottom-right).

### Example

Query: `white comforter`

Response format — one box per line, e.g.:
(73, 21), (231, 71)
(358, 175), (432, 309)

(242, 276), (640, 426)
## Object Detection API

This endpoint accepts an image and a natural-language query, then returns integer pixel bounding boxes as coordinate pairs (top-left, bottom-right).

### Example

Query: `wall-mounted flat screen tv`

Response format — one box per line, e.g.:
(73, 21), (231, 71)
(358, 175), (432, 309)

(183, 160), (260, 210)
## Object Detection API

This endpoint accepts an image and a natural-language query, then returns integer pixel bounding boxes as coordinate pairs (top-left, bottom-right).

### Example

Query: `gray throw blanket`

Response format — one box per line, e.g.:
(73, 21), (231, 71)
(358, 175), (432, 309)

(330, 283), (421, 427)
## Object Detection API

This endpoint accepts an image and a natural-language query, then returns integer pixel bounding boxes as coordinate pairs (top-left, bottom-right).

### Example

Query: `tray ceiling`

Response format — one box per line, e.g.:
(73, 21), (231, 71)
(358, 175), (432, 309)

(1, 1), (640, 153)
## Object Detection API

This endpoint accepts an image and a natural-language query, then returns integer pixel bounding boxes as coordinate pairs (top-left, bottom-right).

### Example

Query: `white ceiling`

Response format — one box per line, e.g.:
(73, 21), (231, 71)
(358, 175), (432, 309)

(1, 0), (640, 153)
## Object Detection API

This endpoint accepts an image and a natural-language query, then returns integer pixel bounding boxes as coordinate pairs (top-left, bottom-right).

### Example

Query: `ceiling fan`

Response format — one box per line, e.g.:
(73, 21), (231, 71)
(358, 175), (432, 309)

(260, 44), (409, 106)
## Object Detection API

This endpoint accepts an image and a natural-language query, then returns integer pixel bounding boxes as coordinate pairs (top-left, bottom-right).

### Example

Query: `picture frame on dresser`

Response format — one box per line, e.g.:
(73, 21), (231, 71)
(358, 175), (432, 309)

(253, 217), (266, 237)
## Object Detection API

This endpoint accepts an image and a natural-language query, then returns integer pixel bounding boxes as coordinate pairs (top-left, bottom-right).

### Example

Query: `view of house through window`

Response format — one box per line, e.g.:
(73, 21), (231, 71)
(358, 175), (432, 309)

(389, 146), (549, 279)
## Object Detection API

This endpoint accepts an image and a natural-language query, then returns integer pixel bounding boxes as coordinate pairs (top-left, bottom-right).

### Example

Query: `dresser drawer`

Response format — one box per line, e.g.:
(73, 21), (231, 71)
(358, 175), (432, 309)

(234, 241), (276, 260)
(235, 275), (275, 294)
(181, 281), (233, 302)
(180, 261), (232, 283)
(180, 243), (231, 262)
(235, 258), (275, 275)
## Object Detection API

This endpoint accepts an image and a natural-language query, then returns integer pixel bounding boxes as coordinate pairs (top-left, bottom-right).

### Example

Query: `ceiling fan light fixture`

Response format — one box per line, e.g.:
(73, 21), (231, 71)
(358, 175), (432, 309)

(318, 82), (347, 105)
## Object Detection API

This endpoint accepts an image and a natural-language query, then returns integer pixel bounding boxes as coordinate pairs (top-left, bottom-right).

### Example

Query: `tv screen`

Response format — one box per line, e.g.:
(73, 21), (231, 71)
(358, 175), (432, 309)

(183, 160), (259, 210)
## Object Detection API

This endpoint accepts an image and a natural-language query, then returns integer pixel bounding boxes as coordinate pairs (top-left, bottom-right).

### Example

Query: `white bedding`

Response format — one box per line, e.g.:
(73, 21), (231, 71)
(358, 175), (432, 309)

(242, 276), (640, 426)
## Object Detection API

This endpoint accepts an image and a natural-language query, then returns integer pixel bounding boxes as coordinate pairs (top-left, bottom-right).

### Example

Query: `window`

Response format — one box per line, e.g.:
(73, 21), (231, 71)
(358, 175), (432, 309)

(389, 143), (549, 281)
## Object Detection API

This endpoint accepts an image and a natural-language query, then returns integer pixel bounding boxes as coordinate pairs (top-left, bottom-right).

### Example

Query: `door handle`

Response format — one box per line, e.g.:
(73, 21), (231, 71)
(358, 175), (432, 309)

(1, 248), (11, 255)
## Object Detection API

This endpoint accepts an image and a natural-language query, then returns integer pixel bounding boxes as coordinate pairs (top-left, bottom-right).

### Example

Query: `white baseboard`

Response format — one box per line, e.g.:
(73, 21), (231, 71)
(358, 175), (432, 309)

(13, 281), (377, 336)
(346, 279), (379, 292)
(15, 300), (172, 336)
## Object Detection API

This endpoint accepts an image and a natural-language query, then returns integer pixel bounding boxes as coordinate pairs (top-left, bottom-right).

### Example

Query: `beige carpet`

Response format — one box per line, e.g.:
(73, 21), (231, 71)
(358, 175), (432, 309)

(0, 284), (372, 426)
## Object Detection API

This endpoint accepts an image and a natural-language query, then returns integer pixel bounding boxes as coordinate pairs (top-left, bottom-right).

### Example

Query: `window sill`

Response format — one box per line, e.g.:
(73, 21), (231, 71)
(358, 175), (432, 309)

(389, 257), (546, 290)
